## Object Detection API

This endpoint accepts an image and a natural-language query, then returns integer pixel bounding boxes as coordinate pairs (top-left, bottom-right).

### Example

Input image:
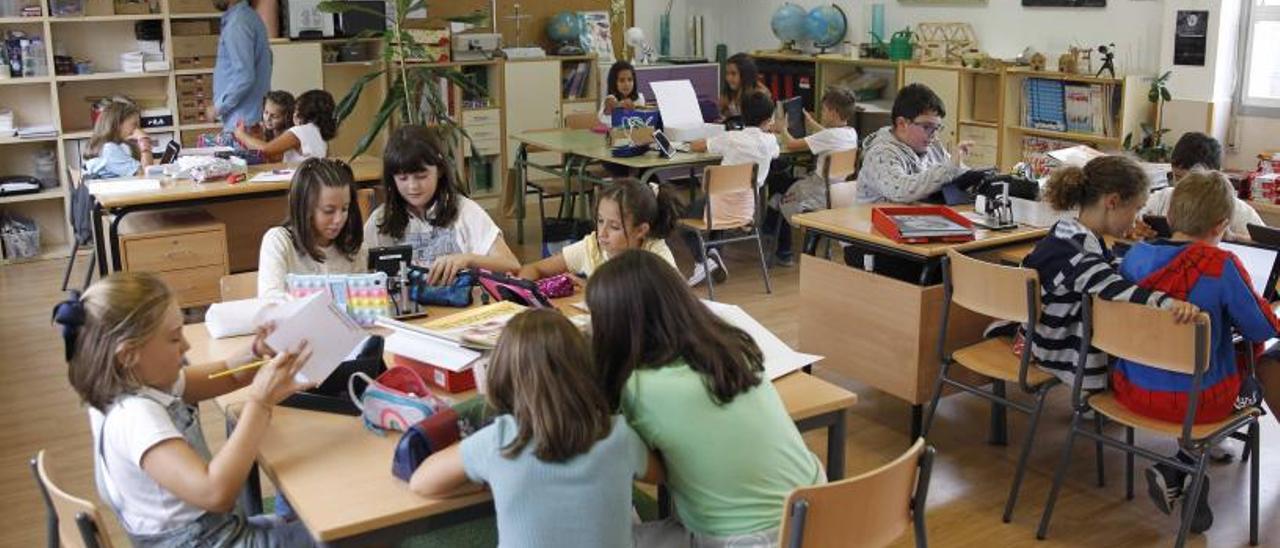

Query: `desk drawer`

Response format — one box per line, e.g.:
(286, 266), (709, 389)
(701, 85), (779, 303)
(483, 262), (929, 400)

(473, 139), (502, 156)
(153, 264), (226, 307)
(122, 229), (227, 271)
(462, 109), (501, 127)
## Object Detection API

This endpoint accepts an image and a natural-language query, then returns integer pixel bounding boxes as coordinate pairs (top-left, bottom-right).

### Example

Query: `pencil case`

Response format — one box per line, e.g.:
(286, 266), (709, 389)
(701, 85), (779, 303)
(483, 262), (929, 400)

(348, 367), (450, 434)
(406, 267), (475, 307)
(391, 408), (461, 482)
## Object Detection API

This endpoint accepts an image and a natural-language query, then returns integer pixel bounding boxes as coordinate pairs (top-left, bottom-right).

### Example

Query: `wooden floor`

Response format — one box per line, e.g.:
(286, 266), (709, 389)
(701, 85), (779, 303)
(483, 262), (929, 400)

(4, 216), (1279, 547)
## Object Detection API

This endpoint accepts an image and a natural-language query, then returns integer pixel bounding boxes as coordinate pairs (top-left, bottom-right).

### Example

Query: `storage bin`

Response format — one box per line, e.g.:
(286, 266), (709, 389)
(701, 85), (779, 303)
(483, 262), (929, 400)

(1, 214), (39, 260)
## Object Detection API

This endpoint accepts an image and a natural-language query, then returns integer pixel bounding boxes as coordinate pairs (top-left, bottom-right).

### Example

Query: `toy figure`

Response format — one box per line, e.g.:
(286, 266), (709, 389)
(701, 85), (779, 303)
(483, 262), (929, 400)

(1096, 43), (1116, 78)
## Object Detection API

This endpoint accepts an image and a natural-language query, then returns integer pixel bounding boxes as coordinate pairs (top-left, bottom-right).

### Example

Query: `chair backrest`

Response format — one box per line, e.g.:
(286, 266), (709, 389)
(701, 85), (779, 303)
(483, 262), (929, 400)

(220, 272), (258, 301)
(944, 249), (1039, 324)
(1088, 296), (1209, 375)
(31, 451), (113, 548)
(564, 112), (599, 130)
(822, 148), (858, 182)
(356, 187), (375, 222)
(780, 438), (933, 548)
(702, 163), (757, 197)
(829, 181), (857, 208)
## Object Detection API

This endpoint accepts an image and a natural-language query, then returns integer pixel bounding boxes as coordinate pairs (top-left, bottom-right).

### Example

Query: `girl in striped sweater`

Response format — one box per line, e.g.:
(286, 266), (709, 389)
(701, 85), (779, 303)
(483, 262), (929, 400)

(1023, 156), (1198, 391)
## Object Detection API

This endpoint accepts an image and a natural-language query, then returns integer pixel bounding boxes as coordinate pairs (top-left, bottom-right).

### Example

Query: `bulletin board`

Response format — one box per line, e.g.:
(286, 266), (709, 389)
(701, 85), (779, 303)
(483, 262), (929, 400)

(427, 0), (633, 58)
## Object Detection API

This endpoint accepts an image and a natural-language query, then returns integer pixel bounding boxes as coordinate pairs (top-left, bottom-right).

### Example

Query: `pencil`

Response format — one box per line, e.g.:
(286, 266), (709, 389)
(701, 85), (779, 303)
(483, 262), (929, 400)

(208, 358), (269, 380)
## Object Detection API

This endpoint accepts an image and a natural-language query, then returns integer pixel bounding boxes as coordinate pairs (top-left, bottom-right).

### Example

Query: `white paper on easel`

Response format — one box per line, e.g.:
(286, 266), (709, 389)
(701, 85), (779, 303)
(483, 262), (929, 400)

(700, 300), (823, 380)
(263, 292), (366, 384)
(651, 79), (711, 142)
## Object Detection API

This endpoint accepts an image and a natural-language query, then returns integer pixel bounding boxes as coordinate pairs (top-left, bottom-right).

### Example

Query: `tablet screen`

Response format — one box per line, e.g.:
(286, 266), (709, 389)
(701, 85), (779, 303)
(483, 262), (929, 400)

(1219, 241), (1280, 299)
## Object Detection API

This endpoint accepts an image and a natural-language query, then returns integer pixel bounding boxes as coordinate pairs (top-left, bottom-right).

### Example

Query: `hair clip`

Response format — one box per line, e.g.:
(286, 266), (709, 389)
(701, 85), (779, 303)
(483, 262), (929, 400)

(51, 290), (86, 362)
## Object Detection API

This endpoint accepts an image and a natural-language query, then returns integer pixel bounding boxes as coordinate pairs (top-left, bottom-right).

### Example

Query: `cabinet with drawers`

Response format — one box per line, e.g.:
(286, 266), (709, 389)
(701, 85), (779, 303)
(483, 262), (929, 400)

(119, 209), (229, 308)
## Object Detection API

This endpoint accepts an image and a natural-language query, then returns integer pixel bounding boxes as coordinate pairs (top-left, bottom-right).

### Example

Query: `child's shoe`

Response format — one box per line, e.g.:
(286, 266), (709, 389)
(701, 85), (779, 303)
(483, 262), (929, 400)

(1145, 462), (1185, 515)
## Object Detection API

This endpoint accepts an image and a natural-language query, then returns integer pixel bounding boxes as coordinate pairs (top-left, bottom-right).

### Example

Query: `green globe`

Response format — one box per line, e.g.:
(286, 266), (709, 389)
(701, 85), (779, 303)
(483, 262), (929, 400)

(546, 11), (582, 46)
(806, 4), (847, 50)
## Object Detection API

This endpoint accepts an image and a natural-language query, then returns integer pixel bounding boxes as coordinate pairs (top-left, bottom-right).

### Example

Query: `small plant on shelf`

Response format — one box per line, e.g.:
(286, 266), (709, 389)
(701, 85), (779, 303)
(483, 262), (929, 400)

(1123, 70), (1172, 162)
(319, 0), (489, 159)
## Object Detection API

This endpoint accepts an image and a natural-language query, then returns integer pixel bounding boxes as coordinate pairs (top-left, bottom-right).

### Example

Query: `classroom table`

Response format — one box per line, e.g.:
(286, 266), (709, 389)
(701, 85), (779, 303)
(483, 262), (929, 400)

(88, 157), (382, 276)
(509, 129), (723, 243)
(184, 298), (857, 547)
(792, 205), (1048, 441)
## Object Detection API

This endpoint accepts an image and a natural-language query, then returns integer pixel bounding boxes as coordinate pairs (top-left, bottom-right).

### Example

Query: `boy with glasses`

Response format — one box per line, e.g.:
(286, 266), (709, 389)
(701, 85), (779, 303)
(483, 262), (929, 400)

(856, 83), (972, 203)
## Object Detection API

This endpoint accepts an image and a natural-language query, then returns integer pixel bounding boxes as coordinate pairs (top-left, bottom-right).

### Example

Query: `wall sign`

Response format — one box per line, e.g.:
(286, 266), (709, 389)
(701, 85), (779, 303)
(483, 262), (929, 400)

(1174, 10), (1209, 66)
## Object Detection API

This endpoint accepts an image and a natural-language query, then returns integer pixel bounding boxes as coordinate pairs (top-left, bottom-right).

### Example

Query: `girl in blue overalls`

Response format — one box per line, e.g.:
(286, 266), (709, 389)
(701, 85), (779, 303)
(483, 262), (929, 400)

(54, 272), (315, 547)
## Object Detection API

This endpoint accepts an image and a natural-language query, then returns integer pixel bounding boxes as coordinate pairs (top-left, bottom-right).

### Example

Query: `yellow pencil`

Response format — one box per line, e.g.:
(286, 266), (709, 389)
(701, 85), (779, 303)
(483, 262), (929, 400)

(208, 358), (269, 380)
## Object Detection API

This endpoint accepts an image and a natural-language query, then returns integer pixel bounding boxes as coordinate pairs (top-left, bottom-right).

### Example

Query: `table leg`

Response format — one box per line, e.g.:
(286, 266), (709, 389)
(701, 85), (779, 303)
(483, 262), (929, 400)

(516, 145), (528, 245)
(826, 410), (847, 481)
(226, 415), (263, 516)
(107, 209), (128, 272)
(657, 486), (671, 519)
(91, 205), (108, 277)
(910, 404), (923, 441)
(990, 380), (1009, 446)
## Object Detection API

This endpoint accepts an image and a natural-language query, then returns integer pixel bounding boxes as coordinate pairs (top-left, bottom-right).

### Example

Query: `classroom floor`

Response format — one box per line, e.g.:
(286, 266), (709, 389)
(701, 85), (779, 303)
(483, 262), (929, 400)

(3, 213), (1280, 547)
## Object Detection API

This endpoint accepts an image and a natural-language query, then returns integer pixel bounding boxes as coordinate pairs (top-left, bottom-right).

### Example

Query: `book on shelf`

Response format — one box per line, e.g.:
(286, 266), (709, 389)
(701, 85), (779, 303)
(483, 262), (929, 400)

(1063, 84), (1092, 134)
(1024, 78), (1065, 131)
(17, 125), (56, 139)
(1021, 78), (1120, 137)
(562, 62), (590, 100)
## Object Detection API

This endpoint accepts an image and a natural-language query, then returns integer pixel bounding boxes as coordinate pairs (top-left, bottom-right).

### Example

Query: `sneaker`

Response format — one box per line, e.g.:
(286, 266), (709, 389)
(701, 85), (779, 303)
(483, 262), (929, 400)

(1188, 476), (1213, 534)
(708, 249), (729, 283)
(1145, 462), (1185, 515)
(772, 253), (795, 267)
(687, 262), (710, 287)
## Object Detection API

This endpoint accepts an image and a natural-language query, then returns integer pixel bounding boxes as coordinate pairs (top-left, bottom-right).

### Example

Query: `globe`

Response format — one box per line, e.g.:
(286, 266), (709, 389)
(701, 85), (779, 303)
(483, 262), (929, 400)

(806, 4), (848, 50)
(770, 3), (808, 46)
(546, 11), (582, 46)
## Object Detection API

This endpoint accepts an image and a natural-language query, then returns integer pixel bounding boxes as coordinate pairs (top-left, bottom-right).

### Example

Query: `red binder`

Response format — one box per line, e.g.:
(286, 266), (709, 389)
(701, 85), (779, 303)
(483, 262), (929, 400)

(871, 206), (976, 244)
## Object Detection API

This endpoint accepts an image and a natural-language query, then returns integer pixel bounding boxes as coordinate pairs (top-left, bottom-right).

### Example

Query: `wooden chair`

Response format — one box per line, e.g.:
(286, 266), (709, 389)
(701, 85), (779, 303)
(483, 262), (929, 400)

(779, 437), (934, 548)
(519, 130), (571, 244)
(219, 272), (258, 301)
(356, 187), (375, 222)
(1036, 298), (1261, 548)
(678, 163), (771, 301)
(30, 450), (114, 548)
(800, 148), (859, 257)
(61, 164), (96, 292)
(921, 249), (1059, 523)
(564, 112), (599, 130)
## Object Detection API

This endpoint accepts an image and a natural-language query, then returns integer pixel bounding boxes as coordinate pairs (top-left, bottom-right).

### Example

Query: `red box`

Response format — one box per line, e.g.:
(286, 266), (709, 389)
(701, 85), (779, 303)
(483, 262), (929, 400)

(871, 205), (975, 244)
(393, 354), (476, 393)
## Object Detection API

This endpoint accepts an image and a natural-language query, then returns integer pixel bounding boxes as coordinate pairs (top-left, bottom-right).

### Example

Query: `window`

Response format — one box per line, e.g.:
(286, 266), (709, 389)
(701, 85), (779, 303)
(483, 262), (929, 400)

(1243, 0), (1280, 110)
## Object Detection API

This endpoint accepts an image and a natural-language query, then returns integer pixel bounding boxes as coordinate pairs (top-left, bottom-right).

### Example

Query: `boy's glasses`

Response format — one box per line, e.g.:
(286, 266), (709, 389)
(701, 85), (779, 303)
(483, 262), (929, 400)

(911, 120), (946, 136)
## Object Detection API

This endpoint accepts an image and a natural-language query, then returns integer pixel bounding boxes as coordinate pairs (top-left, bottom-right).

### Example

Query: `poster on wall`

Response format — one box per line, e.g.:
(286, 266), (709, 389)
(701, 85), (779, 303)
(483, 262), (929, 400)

(1174, 10), (1209, 66)
(1022, 0), (1105, 6)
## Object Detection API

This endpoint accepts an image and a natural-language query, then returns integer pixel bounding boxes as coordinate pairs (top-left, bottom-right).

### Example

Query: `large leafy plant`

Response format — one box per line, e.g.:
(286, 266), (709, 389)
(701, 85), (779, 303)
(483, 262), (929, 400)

(1123, 70), (1173, 163)
(319, 0), (489, 159)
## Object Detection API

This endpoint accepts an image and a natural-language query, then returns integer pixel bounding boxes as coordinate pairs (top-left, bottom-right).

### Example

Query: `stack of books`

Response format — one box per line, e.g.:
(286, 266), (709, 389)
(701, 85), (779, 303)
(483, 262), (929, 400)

(17, 125), (57, 139)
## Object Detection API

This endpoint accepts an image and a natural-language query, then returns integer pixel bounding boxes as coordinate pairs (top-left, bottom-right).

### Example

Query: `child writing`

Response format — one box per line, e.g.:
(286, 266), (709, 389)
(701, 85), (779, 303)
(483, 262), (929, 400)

(588, 250), (823, 546)
(410, 309), (660, 547)
(1023, 155), (1198, 391)
(598, 60), (646, 126)
(685, 91), (780, 286)
(1116, 171), (1280, 532)
(769, 86), (861, 265)
(519, 177), (678, 281)
(55, 272), (316, 546)
(235, 89), (335, 163)
(1134, 132), (1264, 240)
(258, 158), (366, 301)
(364, 124), (519, 285)
(719, 53), (769, 121)
(84, 101), (153, 179)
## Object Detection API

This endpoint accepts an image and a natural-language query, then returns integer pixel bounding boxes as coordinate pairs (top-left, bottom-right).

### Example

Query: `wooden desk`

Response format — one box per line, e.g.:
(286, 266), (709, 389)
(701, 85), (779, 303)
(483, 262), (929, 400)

(90, 157), (382, 276)
(792, 205), (1047, 439)
(184, 299), (856, 546)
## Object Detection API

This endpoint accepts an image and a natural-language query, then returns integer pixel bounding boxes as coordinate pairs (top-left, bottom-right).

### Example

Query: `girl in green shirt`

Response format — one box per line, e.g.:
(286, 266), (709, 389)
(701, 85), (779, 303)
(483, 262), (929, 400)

(587, 251), (825, 546)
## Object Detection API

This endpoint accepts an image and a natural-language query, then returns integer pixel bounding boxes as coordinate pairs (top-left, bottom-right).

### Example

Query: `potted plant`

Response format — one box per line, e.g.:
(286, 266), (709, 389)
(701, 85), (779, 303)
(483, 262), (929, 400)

(1123, 70), (1173, 162)
(319, 0), (489, 160)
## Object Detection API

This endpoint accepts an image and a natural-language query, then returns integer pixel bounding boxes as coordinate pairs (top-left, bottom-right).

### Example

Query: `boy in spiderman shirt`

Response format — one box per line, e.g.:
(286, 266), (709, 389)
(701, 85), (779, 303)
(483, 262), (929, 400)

(1116, 171), (1280, 533)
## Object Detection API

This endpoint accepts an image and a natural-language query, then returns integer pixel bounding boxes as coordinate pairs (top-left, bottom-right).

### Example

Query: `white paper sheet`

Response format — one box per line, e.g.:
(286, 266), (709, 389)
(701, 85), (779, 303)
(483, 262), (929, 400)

(179, 146), (235, 156)
(650, 79), (704, 129)
(377, 317), (482, 372)
(700, 300), (822, 380)
(86, 178), (161, 197)
(204, 298), (271, 339)
(249, 169), (295, 183)
(263, 292), (367, 384)
(1219, 242), (1280, 297)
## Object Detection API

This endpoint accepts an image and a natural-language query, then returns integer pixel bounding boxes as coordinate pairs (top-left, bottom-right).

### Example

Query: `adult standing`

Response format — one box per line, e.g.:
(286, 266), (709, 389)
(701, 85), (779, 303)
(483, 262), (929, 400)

(212, 0), (272, 131)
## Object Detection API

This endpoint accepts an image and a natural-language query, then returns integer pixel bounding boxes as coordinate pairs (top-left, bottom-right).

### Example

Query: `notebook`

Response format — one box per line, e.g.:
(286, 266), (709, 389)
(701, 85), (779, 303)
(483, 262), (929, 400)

(262, 291), (368, 384)
(1218, 241), (1280, 301)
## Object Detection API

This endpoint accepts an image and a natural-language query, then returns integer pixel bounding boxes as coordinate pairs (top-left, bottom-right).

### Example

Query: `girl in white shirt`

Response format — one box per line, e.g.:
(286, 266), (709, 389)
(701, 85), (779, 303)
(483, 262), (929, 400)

(598, 60), (647, 127)
(55, 272), (315, 547)
(364, 124), (519, 285)
(235, 89), (335, 164)
(258, 158), (367, 301)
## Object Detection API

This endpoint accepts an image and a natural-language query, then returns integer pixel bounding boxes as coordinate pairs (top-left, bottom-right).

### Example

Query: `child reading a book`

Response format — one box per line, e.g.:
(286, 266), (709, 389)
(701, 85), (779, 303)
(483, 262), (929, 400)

(518, 178), (678, 281)
(589, 250), (823, 546)
(56, 272), (316, 547)
(1116, 171), (1280, 533)
(364, 125), (519, 285)
(410, 309), (660, 546)
(258, 158), (366, 301)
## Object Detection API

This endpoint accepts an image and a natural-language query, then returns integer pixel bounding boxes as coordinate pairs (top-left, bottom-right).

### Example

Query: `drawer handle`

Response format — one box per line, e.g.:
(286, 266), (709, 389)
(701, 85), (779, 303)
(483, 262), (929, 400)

(164, 250), (195, 260)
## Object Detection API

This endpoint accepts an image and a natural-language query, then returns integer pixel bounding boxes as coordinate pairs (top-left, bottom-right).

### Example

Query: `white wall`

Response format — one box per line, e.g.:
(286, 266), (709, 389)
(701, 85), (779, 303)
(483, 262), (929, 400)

(1226, 114), (1280, 170)
(1159, 0), (1241, 102)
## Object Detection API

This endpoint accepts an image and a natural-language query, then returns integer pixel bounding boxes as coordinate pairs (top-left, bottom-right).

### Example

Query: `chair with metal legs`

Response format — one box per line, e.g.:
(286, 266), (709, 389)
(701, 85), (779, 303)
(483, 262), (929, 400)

(920, 249), (1059, 523)
(30, 450), (114, 548)
(1036, 297), (1261, 547)
(677, 163), (771, 301)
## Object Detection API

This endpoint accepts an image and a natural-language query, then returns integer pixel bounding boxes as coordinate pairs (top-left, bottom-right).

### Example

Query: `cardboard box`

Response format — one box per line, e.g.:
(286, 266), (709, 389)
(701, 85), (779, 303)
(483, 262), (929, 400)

(168, 0), (216, 13)
(175, 56), (215, 70)
(392, 355), (476, 394)
(171, 20), (215, 36)
(172, 35), (219, 58)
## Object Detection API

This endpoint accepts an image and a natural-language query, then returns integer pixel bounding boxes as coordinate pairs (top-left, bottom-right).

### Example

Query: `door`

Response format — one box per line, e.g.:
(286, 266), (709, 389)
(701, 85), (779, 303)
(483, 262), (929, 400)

(504, 59), (562, 169)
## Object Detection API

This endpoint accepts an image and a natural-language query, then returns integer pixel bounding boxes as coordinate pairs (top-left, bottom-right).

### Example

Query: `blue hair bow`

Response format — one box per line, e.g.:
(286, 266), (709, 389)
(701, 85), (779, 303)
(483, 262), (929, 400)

(51, 290), (85, 362)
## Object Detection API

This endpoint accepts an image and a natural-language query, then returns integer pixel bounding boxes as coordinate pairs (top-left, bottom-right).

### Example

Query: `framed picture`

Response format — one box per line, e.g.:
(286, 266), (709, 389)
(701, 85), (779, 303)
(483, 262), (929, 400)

(1174, 10), (1209, 66)
(1022, 0), (1106, 6)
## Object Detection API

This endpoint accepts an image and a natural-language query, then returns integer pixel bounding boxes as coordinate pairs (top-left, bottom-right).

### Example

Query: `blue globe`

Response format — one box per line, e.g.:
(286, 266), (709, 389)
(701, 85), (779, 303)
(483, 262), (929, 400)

(770, 3), (808, 45)
(546, 11), (582, 45)
(806, 5), (848, 49)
